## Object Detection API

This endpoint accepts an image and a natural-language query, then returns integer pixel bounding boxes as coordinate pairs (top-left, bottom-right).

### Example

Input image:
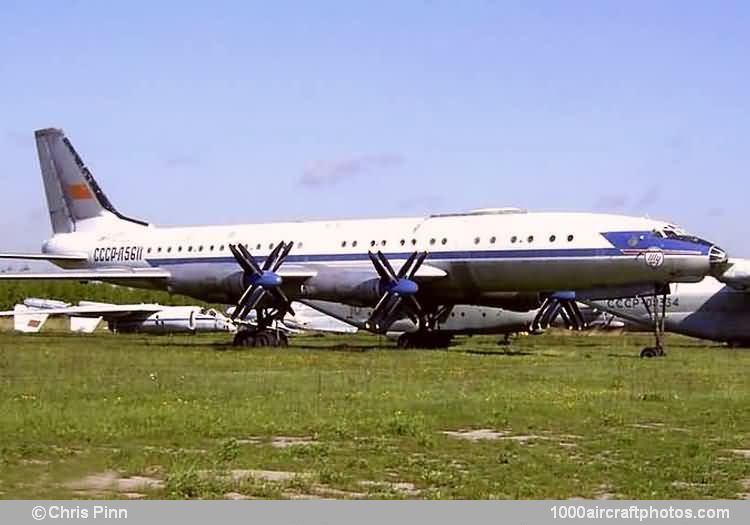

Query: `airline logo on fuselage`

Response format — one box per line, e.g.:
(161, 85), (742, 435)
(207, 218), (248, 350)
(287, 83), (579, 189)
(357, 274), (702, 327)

(93, 246), (144, 263)
(644, 248), (665, 269)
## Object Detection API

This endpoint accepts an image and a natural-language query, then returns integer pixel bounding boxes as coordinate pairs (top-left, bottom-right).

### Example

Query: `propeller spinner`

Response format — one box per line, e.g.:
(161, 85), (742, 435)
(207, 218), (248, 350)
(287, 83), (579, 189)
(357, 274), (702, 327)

(364, 251), (428, 333)
(228, 241), (295, 321)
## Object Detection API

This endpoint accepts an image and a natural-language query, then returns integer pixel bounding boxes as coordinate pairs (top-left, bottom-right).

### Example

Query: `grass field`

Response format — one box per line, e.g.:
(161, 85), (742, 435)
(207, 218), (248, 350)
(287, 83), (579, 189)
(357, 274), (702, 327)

(0, 327), (748, 499)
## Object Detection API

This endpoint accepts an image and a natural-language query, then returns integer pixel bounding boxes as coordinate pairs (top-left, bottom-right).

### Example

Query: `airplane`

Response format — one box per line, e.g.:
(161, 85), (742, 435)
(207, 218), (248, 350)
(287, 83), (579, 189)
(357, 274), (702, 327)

(583, 271), (750, 351)
(0, 128), (733, 356)
(0, 298), (235, 334)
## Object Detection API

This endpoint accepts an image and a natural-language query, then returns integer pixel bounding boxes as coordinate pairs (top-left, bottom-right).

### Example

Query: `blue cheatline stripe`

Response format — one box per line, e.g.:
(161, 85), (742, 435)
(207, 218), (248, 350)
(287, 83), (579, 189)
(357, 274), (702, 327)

(144, 247), (671, 267)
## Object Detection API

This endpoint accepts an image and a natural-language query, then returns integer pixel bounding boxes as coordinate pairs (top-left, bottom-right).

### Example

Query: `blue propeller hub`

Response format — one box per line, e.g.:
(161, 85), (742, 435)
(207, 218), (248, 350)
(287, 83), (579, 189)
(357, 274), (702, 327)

(250, 271), (283, 288)
(388, 278), (419, 296)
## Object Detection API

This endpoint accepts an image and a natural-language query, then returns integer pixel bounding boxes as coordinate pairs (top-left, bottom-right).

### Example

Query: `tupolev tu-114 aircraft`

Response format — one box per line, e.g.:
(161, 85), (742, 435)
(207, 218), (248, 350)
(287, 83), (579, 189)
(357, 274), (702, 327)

(0, 128), (733, 354)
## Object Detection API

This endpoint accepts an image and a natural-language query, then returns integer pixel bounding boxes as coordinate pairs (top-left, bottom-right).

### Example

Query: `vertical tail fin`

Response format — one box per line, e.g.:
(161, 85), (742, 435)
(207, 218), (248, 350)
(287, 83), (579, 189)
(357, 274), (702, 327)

(34, 128), (148, 233)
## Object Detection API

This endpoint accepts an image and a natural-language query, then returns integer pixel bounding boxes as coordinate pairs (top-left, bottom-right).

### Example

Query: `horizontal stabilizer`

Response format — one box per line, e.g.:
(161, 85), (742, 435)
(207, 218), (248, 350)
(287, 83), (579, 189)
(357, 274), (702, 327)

(0, 252), (87, 262)
(0, 269), (171, 280)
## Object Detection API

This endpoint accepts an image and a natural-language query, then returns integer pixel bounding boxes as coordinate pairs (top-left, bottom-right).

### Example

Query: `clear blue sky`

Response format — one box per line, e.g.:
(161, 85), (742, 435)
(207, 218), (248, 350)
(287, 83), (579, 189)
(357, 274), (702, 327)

(1, 1), (749, 255)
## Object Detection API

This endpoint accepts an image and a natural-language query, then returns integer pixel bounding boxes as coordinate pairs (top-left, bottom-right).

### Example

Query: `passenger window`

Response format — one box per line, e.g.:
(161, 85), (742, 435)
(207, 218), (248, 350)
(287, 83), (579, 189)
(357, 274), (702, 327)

(400, 239), (405, 246)
(219, 245), (225, 251)
(527, 236), (534, 243)
(474, 237), (480, 244)
(489, 236), (496, 244)
(429, 238), (436, 245)
(511, 236), (517, 243)
(178, 246), (182, 252)
(411, 239), (417, 246)
(297, 242), (303, 248)
(256, 243), (261, 250)
(342, 241), (347, 248)
(157, 247), (162, 253)
(352, 241), (358, 247)
(188, 246), (193, 252)
(381, 240), (387, 246)
(567, 235), (574, 242)
(441, 238), (447, 245)
(370, 240), (376, 247)
(549, 235), (556, 242)
(167, 247), (172, 253)
(147, 248), (152, 254)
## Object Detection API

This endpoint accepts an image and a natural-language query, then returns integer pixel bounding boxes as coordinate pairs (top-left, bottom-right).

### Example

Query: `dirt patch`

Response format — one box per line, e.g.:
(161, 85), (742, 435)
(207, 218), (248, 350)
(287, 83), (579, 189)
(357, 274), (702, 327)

(592, 484), (616, 500)
(738, 479), (750, 500)
(236, 436), (318, 448)
(271, 436), (317, 448)
(224, 491), (255, 500)
(730, 449), (750, 459)
(441, 429), (508, 441)
(442, 429), (548, 444)
(65, 471), (164, 496)
(19, 459), (51, 466)
(359, 480), (420, 496)
(630, 423), (688, 432)
(226, 469), (310, 483)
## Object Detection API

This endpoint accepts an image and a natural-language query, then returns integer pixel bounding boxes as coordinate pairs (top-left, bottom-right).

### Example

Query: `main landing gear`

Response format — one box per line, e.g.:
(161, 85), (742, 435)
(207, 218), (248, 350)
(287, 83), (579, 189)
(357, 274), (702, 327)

(639, 284), (669, 358)
(233, 326), (288, 348)
(232, 306), (290, 348)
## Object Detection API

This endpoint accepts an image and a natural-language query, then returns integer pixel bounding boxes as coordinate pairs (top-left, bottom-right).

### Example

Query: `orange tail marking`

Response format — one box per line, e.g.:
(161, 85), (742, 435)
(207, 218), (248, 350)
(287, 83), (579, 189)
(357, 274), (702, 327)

(67, 183), (93, 200)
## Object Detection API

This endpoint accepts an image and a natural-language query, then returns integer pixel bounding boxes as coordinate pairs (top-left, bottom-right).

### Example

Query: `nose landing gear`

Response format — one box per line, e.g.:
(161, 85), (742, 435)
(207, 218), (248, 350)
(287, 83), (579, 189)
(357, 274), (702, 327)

(639, 284), (669, 358)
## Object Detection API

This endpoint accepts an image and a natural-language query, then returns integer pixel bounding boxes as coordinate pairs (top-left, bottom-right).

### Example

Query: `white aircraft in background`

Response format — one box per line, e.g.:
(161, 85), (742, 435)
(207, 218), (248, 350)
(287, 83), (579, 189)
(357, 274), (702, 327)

(0, 128), (733, 356)
(300, 300), (618, 348)
(584, 270), (750, 352)
(0, 298), (234, 334)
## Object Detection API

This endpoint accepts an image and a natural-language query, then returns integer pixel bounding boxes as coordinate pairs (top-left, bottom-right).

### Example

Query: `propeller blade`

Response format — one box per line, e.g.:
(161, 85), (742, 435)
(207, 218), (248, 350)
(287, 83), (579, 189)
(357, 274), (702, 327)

(270, 287), (295, 316)
(229, 244), (260, 276)
(376, 251), (398, 281)
(368, 251), (393, 282)
(397, 252), (418, 279)
(557, 302), (572, 328)
(370, 290), (395, 320)
(378, 295), (404, 332)
(531, 297), (553, 331)
(239, 287), (267, 320)
(232, 285), (264, 319)
(568, 301), (586, 329)
(406, 252), (428, 279)
(272, 241), (294, 272)
(235, 243), (263, 275)
(402, 295), (423, 324)
(263, 241), (286, 271)
(541, 300), (563, 328)
(561, 301), (580, 330)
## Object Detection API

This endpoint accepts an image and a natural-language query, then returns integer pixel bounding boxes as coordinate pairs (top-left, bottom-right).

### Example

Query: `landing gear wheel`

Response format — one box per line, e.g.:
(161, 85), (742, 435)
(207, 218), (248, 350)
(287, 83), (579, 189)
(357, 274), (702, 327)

(397, 333), (413, 349)
(233, 331), (255, 347)
(640, 346), (666, 359)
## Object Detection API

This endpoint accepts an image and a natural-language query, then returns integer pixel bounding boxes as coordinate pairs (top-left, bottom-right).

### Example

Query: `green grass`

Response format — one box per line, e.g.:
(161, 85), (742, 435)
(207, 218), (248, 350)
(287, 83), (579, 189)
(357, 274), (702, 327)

(0, 329), (748, 499)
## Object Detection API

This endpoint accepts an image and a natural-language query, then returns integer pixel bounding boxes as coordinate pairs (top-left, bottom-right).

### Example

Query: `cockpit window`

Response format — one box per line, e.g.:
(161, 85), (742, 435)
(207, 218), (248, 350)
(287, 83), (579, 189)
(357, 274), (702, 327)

(657, 226), (712, 246)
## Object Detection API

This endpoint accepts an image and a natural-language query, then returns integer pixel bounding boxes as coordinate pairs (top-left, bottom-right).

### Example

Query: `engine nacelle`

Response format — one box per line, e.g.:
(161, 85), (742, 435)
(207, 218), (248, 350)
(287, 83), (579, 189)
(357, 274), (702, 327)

(476, 291), (542, 312)
(299, 270), (382, 306)
(717, 259), (750, 290)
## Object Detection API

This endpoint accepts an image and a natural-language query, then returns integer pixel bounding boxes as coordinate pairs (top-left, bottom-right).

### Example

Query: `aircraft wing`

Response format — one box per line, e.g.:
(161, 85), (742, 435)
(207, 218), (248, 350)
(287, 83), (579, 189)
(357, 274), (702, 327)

(0, 269), (171, 280)
(0, 252), (88, 263)
(0, 303), (165, 318)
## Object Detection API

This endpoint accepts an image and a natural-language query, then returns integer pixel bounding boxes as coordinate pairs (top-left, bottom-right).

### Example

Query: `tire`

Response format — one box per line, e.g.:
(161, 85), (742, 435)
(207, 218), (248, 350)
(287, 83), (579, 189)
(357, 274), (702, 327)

(397, 334), (413, 349)
(640, 347), (657, 358)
